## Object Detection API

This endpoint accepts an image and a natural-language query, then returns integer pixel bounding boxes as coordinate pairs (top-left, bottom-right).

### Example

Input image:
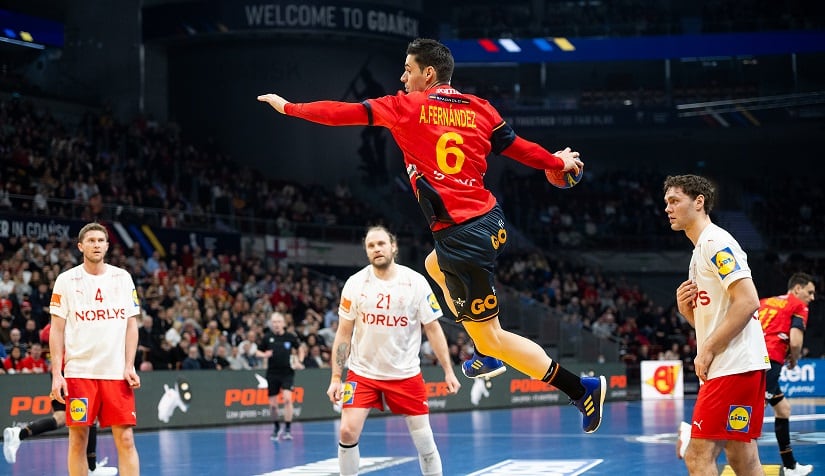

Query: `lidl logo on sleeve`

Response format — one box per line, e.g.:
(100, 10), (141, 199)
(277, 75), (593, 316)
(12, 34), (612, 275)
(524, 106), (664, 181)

(713, 248), (740, 278)
(428, 294), (441, 313)
(132, 289), (140, 307)
(727, 405), (752, 432)
(69, 398), (89, 423)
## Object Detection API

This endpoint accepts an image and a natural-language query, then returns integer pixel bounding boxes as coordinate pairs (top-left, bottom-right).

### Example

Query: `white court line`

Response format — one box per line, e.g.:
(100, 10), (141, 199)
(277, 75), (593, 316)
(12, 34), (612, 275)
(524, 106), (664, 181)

(466, 459), (603, 476)
(254, 456), (415, 476)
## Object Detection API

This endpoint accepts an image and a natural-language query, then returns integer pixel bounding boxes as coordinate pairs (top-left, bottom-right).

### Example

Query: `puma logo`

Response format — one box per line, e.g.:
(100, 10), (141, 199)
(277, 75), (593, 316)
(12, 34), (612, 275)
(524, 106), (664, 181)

(692, 420), (703, 431)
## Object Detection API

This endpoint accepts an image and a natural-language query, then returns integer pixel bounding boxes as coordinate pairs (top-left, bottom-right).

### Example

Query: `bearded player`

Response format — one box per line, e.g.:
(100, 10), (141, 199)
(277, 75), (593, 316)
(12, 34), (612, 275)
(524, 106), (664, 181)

(327, 226), (460, 476)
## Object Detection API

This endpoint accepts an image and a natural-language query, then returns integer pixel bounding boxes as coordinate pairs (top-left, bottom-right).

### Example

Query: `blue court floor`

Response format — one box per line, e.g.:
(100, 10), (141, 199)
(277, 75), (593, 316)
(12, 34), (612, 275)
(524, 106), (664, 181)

(3, 397), (824, 475)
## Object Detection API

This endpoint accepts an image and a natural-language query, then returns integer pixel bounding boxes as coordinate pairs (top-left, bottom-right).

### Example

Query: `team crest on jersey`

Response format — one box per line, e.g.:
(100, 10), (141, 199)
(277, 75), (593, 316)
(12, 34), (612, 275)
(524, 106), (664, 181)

(713, 247), (740, 278)
(340, 297), (352, 313)
(132, 288), (140, 307)
(428, 293), (441, 313)
(50, 293), (62, 307)
(726, 405), (752, 432)
(283, 342), (291, 350)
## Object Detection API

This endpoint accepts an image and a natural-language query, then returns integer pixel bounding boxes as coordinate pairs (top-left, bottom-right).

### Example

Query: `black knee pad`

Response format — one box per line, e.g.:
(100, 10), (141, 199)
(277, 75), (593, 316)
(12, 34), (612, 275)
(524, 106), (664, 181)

(768, 394), (784, 407)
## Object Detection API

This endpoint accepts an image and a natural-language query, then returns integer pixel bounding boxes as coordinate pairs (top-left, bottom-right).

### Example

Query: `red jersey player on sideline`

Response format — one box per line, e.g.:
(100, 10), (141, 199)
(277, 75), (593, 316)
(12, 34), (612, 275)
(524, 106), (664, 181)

(758, 272), (816, 476)
(258, 38), (606, 434)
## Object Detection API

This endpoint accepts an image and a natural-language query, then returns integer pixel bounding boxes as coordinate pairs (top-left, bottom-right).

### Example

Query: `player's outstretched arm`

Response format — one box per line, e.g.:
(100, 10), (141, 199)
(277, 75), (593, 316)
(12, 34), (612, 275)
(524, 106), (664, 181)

(257, 93), (291, 114)
(501, 136), (582, 175)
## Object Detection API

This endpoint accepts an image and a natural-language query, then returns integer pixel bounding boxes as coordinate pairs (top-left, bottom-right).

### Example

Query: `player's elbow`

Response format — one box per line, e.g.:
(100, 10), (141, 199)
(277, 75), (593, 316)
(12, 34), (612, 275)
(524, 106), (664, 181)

(744, 297), (760, 317)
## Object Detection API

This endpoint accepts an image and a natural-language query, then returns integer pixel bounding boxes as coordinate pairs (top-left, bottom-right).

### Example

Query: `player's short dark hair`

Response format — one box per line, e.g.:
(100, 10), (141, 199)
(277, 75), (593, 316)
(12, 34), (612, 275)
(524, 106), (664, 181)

(663, 174), (717, 213)
(787, 272), (814, 290)
(406, 38), (454, 84)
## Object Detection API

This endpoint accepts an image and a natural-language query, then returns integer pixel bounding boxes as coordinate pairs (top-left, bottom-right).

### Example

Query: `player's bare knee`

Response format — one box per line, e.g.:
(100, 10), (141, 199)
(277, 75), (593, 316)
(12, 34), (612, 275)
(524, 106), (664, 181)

(338, 425), (361, 444)
(53, 411), (67, 427)
(725, 450), (760, 475)
(773, 398), (791, 418)
(116, 428), (137, 449)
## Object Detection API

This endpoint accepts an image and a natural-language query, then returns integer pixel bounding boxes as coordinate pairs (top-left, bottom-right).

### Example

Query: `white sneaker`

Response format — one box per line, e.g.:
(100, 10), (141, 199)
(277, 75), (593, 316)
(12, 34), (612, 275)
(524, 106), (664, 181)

(784, 463), (813, 476)
(89, 456), (118, 475)
(676, 421), (691, 459)
(276, 428), (293, 440)
(3, 426), (22, 464)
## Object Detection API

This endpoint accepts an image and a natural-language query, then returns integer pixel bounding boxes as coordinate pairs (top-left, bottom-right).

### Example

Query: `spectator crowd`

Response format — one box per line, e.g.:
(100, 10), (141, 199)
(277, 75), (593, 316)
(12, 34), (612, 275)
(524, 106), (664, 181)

(2, 92), (823, 384)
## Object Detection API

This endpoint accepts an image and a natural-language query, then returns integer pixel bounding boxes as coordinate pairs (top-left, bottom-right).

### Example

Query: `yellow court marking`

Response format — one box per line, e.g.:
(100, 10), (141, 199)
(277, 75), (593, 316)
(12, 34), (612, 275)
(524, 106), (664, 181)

(721, 464), (780, 475)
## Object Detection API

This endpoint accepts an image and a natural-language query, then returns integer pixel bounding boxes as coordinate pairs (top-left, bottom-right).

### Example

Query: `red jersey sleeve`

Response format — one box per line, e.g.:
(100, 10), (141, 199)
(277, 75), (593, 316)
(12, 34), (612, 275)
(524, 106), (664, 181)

(790, 298), (809, 329)
(284, 101), (369, 126)
(502, 136), (565, 170)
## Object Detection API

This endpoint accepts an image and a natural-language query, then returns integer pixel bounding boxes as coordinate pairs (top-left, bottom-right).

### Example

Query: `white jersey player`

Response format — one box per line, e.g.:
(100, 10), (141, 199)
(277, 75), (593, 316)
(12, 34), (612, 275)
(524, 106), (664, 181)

(664, 175), (768, 476)
(49, 222), (142, 475)
(327, 226), (460, 476)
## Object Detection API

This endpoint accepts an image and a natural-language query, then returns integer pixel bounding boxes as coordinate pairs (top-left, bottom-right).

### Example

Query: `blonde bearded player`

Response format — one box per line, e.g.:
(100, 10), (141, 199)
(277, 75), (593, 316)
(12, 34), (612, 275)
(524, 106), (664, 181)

(327, 226), (460, 476)
(49, 222), (141, 476)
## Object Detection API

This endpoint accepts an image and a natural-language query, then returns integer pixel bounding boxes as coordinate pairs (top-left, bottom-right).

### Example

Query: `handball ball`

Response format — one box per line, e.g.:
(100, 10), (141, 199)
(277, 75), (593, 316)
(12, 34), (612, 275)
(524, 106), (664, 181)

(545, 166), (584, 189)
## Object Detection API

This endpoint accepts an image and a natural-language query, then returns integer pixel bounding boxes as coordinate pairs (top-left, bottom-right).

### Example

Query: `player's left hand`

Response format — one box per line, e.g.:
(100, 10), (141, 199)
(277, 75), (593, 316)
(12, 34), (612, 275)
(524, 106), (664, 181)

(444, 372), (461, 395)
(257, 93), (290, 114)
(693, 350), (714, 382)
(125, 367), (141, 389)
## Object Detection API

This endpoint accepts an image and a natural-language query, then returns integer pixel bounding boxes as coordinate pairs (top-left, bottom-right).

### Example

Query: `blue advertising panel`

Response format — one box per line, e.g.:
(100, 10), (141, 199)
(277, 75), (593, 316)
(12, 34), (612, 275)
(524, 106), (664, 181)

(780, 359), (824, 398)
(0, 214), (241, 255)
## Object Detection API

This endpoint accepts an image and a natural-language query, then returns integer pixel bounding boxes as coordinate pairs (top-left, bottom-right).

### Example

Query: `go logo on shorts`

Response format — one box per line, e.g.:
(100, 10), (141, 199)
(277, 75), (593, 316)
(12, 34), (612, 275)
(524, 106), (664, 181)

(471, 294), (498, 315)
(490, 228), (507, 250)
(726, 405), (751, 432)
(69, 398), (89, 423)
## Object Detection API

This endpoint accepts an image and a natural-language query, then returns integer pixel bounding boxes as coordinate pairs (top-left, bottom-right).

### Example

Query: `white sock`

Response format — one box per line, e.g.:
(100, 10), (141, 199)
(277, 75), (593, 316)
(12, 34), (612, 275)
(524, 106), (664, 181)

(406, 415), (442, 476)
(338, 441), (359, 476)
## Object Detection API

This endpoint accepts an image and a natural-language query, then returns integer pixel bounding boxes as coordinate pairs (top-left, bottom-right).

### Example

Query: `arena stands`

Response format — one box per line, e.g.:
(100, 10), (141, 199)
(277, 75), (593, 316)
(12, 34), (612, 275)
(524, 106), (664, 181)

(1, 0), (823, 381)
(440, 0), (825, 39)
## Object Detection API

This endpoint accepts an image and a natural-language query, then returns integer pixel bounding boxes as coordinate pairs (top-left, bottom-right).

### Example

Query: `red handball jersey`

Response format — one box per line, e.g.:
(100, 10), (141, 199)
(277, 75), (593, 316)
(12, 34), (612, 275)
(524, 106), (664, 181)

(285, 85), (564, 231)
(758, 292), (809, 363)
